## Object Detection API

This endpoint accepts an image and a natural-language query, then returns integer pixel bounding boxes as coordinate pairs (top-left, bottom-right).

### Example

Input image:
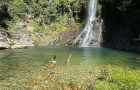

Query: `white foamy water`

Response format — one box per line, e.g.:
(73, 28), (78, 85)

(74, 0), (97, 47)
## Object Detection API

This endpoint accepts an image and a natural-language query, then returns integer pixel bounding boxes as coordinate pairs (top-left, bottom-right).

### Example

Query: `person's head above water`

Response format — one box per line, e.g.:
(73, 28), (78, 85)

(53, 55), (56, 60)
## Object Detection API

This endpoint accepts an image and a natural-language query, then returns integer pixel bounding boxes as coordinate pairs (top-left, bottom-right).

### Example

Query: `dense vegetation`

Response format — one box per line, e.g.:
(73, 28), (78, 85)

(0, 0), (11, 29)
(0, 0), (87, 34)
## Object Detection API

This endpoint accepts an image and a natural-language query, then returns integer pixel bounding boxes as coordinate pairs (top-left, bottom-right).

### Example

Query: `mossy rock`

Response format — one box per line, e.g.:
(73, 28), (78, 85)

(45, 63), (55, 68)
(43, 75), (51, 80)
(24, 78), (41, 89)
(0, 53), (6, 59)
(109, 62), (122, 66)
(136, 60), (140, 63)
(0, 53), (5, 55)
(136, 57), (140, 63)
(0, 62), (8, 72)
(136, 57), (140, 60)
(13, 67), (25, 71)
(102, 64), (112, 68)
(64, 82), (78, 90)
(32, 62), (43, 66)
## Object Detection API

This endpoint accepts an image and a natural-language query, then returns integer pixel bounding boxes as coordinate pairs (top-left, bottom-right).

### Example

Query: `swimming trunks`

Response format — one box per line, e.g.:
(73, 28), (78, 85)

(52, 60), (56, 64)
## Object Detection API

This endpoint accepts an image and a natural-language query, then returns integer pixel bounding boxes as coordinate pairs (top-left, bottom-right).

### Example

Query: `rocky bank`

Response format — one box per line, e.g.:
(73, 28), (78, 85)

(0, 21), (35, 49)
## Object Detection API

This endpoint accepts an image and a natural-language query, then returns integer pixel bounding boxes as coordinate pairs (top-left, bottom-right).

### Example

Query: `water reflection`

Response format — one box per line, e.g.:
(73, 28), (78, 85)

(81, 47), (100, 65)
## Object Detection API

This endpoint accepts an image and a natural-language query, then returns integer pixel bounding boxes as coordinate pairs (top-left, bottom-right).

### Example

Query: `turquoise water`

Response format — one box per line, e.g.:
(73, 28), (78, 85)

(0, 46), (140, 79)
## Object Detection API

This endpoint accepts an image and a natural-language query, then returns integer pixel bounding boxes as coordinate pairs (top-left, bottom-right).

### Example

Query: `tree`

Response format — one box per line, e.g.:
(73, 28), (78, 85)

(0, 0), (11, 29)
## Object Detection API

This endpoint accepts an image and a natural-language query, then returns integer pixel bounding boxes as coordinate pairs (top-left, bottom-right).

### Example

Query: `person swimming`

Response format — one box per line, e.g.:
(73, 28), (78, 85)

(67, 54), (71, 65)
(49, 55), (56, 64)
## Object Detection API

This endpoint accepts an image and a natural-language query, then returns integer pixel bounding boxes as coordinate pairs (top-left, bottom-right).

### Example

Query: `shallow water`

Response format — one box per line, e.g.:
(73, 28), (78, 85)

(0, 46), (139, 65)
(0, 46), (140, 89)
(0, 46), (140, 69)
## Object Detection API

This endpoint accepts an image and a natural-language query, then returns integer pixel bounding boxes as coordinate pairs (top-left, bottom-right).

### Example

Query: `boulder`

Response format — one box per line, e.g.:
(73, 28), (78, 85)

(0, 42), (10, 49)
(11, 34), (35, 49)
(0, 31), (10, 49)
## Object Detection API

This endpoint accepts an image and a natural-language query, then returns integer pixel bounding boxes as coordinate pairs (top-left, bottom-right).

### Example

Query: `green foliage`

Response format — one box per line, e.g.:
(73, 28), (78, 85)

(8, 0), (87, 24)
(0, 0), (11, 29)
(0, 0), (87, 36)
(30, 18), (45, 34)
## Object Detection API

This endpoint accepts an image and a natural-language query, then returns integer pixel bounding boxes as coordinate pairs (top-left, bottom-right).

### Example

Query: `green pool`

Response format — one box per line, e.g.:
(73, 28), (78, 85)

(1, 46), (139, 66)
(0, 46), (139, 89)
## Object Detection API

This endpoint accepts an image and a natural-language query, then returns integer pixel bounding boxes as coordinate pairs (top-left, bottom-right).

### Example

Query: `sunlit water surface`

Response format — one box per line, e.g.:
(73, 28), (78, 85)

(0, 46), (139, 80)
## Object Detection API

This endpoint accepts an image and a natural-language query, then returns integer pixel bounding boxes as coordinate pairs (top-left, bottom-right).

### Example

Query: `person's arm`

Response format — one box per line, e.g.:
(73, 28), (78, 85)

(49, 58), (53, 62)
(69, 54), (71, 58)
(49, 61), (52, 63)
(68, 54), (71, 61)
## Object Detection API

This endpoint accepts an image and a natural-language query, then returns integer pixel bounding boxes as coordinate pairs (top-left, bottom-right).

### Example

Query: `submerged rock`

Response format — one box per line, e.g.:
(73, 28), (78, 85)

(66, 82), (78, 90)
(0, 62), (9, 72)
(135, 57), (140, 63)
(0, 52), (5, 55)
(24, 78), (41, 89)
(13, 67), (25, 71)
(32, 62), (43, 66)
(0, 64), (102, 90)
(43, 75), (51, 80)
(45, 63), (55, 68)
(136, 57), (140, 60)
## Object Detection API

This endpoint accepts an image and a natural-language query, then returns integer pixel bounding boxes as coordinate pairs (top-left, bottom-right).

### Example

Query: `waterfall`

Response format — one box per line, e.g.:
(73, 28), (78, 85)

(74, 0), (98, 47)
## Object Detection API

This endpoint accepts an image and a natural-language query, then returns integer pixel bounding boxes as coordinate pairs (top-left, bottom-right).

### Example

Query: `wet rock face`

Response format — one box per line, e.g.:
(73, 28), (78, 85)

(39, 19), (101, 47)
(39, 26), (85, 46)
(90, 19), (100, 46)
(73, 19), (101, 47)
(100, 0), (140, 52)
(101, 15), (140, 51)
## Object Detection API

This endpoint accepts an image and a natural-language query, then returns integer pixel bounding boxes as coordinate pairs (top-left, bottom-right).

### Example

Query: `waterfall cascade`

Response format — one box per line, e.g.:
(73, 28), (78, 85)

(74, 0), (98, 47)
